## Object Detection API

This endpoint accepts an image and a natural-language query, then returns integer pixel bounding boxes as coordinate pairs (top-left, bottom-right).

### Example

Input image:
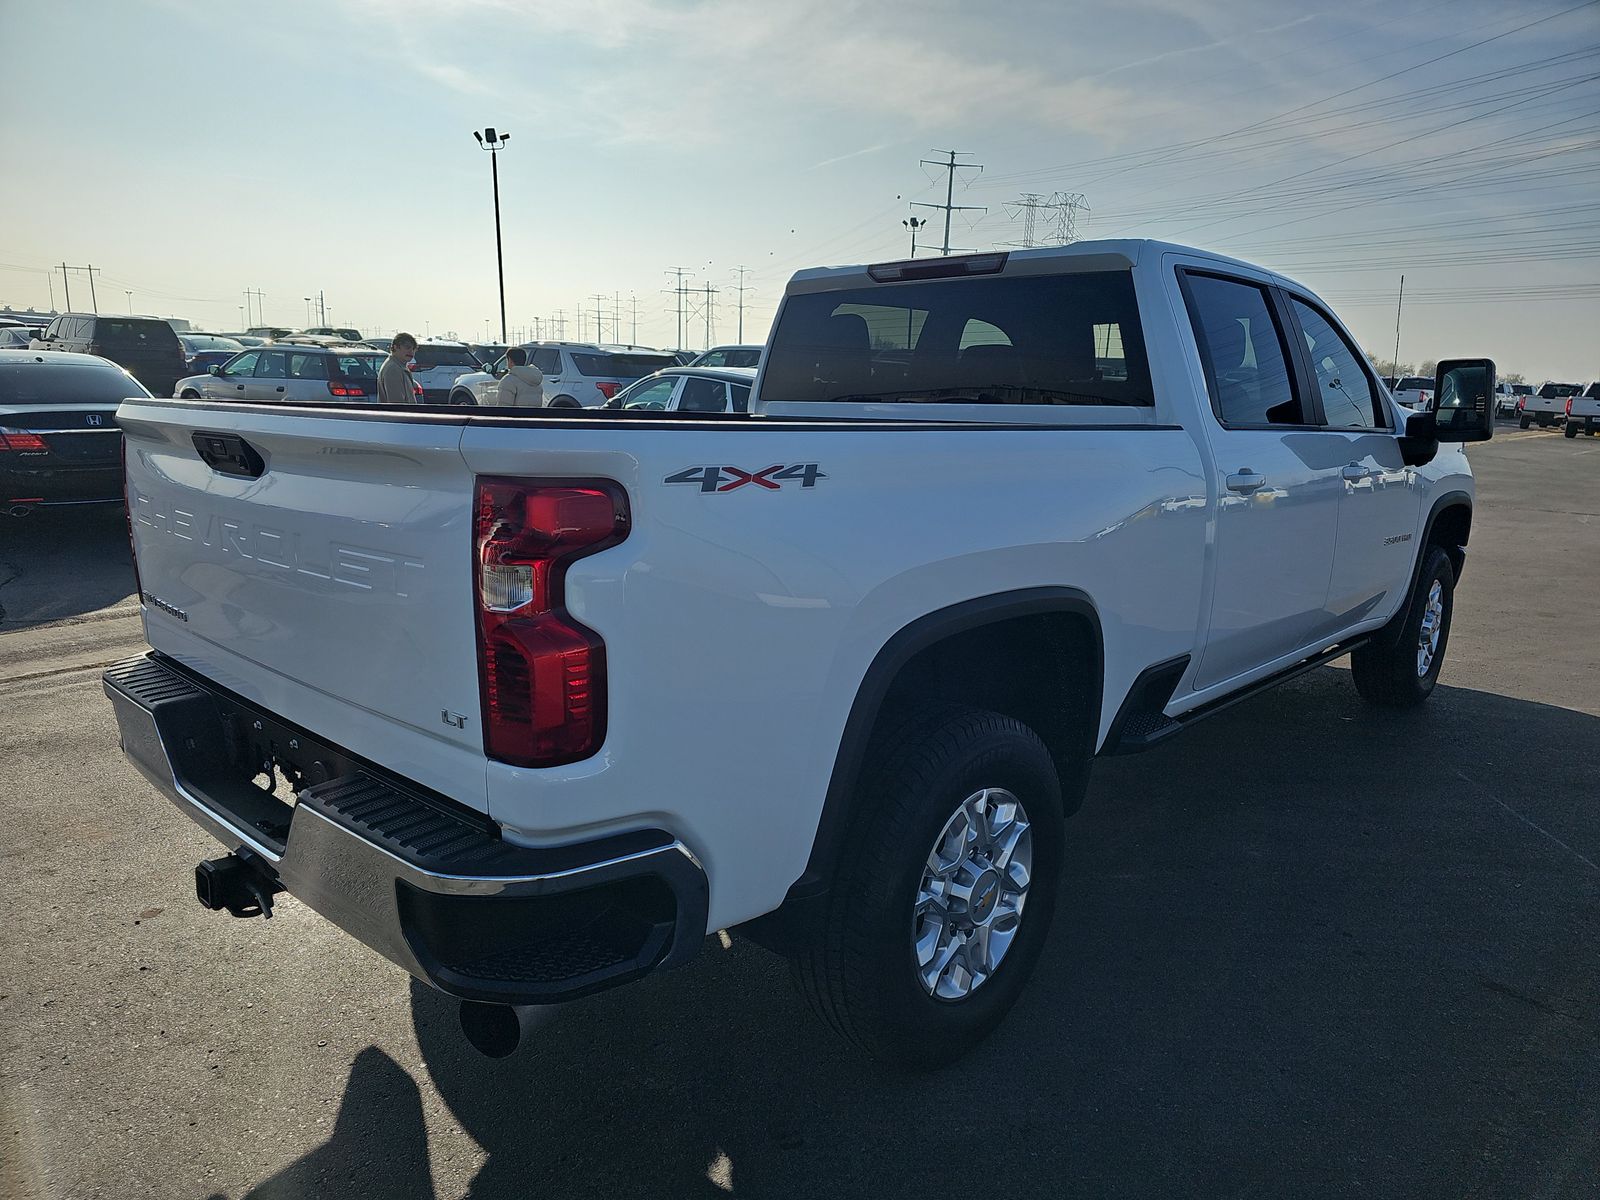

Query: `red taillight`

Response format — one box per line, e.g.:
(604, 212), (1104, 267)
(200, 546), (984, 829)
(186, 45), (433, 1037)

(327, 381), (365, 397)
(1565, 398), (1574, 416)
(473, 478), (629, 767)
(407, 361), (422, 372)
(0, 428), (48, 451)
(1517, 398), (1525, 411)
(412, 379), (424, 398)
(594, 381), (621, 400)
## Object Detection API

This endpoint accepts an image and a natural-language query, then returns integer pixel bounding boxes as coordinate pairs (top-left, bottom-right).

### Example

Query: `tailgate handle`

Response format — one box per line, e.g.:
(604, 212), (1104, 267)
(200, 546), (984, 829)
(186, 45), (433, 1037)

(192, 432), (265, 479)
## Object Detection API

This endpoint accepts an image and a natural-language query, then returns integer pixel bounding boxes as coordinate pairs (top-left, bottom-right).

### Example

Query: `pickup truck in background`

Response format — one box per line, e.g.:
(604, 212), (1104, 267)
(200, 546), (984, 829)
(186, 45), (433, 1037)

(1390, 375), (1433, 411)
(1520, 381), (1580, 428)
(104, 240), (1493, 1068)
(1562, 381), (1600, 437)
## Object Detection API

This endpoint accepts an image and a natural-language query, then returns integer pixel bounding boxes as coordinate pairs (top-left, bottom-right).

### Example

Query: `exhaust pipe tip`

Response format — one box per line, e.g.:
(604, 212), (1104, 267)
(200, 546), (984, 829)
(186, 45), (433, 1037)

(7, 505), (33, 518)
(458, 1000), (545, 1059)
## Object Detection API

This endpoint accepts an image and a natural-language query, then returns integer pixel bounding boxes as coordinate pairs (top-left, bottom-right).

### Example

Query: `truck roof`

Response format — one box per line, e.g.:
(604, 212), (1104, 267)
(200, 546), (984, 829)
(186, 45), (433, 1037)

(788, 238), (1310, 294)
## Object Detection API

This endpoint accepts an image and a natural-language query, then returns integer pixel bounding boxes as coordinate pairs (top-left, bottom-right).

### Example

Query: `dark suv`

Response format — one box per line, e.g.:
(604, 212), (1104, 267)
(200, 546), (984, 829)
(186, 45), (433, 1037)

(31, 314), (186, 398)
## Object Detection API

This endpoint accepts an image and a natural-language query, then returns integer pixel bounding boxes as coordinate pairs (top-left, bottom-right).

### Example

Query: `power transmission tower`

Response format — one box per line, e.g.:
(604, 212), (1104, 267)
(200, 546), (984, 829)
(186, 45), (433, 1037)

(701, 282), (718, 350)
(244, 287), (267, 326)
(589, 294), (610, 343)
(664, 267), (694, 350)
(61, 263), (102, 312)
(1003, 192), (1088, 248)
(730, 266), (754, 342)
(914, 150), (986, 255)
(554, 309), (566, 340)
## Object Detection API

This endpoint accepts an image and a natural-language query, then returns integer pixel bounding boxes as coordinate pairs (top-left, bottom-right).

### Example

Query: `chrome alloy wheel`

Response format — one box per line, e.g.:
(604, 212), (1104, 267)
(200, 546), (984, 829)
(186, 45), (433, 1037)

(913, 788), (1033, 1000)
(1416, 579), (1444, 677)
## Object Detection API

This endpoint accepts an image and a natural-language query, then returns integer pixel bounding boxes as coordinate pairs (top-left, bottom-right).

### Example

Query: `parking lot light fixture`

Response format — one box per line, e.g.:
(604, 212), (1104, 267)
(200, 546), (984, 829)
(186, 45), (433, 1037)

(473, 127), (511, 344)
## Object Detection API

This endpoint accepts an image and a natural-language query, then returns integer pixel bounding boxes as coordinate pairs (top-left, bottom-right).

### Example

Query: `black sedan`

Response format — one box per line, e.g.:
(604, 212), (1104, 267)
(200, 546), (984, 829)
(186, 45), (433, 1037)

(1, 351), (149, 516)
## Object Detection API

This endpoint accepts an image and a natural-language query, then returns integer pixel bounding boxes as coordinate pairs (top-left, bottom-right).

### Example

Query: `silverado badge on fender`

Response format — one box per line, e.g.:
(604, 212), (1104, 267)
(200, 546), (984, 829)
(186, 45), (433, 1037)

(665, 464), (826, 493)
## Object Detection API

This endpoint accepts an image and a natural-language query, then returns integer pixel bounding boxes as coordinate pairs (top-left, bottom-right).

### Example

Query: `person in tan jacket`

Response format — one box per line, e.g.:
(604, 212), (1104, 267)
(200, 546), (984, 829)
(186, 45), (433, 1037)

(494, 346), (545, 407)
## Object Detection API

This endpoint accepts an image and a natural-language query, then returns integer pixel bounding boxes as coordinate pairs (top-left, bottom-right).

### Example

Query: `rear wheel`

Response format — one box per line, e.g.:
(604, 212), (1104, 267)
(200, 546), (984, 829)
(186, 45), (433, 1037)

(1350, 546), (1454, 708)
(449, 391), (476, 407)
(1518, 415), (1531, 429)
(791, 704), (1064, 1069)
(548, 396), (580, 409)
(180, 389), (201, 399)
(1565, 423), (1578, 438)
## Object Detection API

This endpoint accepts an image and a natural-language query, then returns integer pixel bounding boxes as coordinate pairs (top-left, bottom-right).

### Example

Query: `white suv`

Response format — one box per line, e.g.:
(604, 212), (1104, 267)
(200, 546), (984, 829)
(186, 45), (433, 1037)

(449, 342), (680, 407)
(407, 342), (484, 403)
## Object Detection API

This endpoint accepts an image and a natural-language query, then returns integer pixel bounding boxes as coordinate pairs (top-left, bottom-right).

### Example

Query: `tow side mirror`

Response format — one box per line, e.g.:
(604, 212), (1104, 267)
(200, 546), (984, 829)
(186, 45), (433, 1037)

(1434, 358), (1495, 443)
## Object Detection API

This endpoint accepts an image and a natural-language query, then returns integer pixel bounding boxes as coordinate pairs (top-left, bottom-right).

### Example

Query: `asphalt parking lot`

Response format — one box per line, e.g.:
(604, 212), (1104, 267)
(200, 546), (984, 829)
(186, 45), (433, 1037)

(1, 423), (1596, 1199)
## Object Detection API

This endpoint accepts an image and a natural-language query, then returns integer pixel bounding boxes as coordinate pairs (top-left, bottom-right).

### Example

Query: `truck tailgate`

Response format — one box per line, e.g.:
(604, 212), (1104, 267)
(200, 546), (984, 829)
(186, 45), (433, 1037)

(117, 400), (490, 811)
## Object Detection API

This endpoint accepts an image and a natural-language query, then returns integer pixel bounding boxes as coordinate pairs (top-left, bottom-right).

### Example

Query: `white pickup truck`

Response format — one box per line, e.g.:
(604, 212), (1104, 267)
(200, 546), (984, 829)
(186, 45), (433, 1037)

(104, 240), (1494, 1068)
(1561, 381), (1600, 437)
(1519, 381), (1580, 428)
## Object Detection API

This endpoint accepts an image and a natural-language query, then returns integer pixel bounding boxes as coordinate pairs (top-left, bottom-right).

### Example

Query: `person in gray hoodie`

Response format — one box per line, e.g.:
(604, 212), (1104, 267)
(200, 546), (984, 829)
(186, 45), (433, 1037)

(494, 346), (545, 407)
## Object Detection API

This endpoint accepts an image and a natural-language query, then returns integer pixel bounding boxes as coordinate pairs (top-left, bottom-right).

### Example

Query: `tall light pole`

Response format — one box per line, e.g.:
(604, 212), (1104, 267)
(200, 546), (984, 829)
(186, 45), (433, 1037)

(472, 127), (511, 344)
(124, 289), (134, 315)
(903, 215), (927, 258)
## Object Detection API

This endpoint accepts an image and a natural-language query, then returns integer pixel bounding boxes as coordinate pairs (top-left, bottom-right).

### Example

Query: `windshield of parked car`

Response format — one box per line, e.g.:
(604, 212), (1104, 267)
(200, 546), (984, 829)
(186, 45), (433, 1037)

(0, 361), (153, 404)
(181, 336), (244, 353)
(761, 270), (1153, 406)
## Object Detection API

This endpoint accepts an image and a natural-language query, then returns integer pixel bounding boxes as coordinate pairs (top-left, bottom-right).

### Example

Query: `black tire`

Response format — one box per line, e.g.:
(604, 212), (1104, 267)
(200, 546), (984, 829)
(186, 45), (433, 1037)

(1518, 415), (1531, 429)
(548, 396), (580, 409)
(1564, 424), (1578, 438)
(791, 704), (1065, 1069)
(449, 391), (477, 407)
(1350, 546), (1455, 708)
(180, 389), (201, 399)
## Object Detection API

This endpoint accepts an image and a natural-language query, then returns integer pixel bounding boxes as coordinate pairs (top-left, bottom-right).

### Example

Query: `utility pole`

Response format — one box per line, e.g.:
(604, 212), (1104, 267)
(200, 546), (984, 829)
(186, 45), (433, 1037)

(629, 293), (639, 344)
(902, 216), (927, 258)
(914, 150), (986, 255)
(730, 267), (753, 342)
(319, 291), (327, 327)
(60, 264), (102, 312)
(472, 127), (512, 343)
(125, 290), (133, 315)
(60, 264), (72, 312)
(1392, 275), (1405, 376)
(244, 287), (266, 327)
(590, 294), (610, 343)
(85, 264), (99, 312)
(702, 282), (717, 350)
(555, 309), (566, 340)
(665, 267), (694, 351)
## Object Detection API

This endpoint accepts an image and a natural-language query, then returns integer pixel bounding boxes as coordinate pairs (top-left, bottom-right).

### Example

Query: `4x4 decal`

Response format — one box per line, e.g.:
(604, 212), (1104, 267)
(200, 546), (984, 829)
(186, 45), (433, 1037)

(665, 464), (826, 493)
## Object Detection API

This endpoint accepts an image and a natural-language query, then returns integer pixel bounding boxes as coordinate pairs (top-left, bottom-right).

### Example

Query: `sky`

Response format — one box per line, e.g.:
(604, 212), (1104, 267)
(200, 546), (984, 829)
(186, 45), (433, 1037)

(1, 0), (1597, 380)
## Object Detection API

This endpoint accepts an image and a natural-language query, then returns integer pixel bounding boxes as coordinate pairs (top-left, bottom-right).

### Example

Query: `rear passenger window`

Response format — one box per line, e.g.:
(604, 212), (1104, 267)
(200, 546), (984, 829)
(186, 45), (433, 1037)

(1181, 273), (1303, 427)
(1289, 298), (1383, 429)
(287, 353), (328, 380)
(532, 349), (561, 375)
(730, 384), (751, 413)
(255, 351), (288, 378)
(679, 378), (728, 412)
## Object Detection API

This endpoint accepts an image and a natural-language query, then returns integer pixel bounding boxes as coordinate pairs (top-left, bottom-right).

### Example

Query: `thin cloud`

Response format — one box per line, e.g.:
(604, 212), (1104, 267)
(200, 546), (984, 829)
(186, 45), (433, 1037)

(811, 143), (891, 170)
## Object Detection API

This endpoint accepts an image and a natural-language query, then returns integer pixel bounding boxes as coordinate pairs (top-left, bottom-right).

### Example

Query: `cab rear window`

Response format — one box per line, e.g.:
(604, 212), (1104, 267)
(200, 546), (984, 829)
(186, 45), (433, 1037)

(571, 353), (678, 378)
(761, 270), (1153, 406)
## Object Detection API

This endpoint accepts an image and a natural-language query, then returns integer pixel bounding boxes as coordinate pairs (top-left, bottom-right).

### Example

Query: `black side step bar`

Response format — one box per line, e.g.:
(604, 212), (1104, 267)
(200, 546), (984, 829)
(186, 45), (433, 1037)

(1103, 637), (1370, 755)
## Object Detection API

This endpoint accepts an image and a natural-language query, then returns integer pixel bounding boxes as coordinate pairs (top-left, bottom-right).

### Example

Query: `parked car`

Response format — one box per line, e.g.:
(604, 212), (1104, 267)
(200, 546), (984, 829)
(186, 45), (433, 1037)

(604, 366), (755, 413)
(1519, 381), (1580, 428)
(1561, 381), (1600, 437)
(689, 344), (764, 369)
(360, 337), (393, 352)
(469, 343), (506, 366)
(300, 326), (363, 342)
(448, 342), (681, 407)
(105, 238), (1493, 1068)
(179, 334), (246, 376)
(214, 333), (268, 347)
(0, 327), (36, 349)
(2, 350), (148, 515)
(174, 344), (403, 403)
(1390, 375), (1433, 411)
(408, 341), (484, 402)
(29, 312), (186, 397)
(245, 326), (295, 340)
